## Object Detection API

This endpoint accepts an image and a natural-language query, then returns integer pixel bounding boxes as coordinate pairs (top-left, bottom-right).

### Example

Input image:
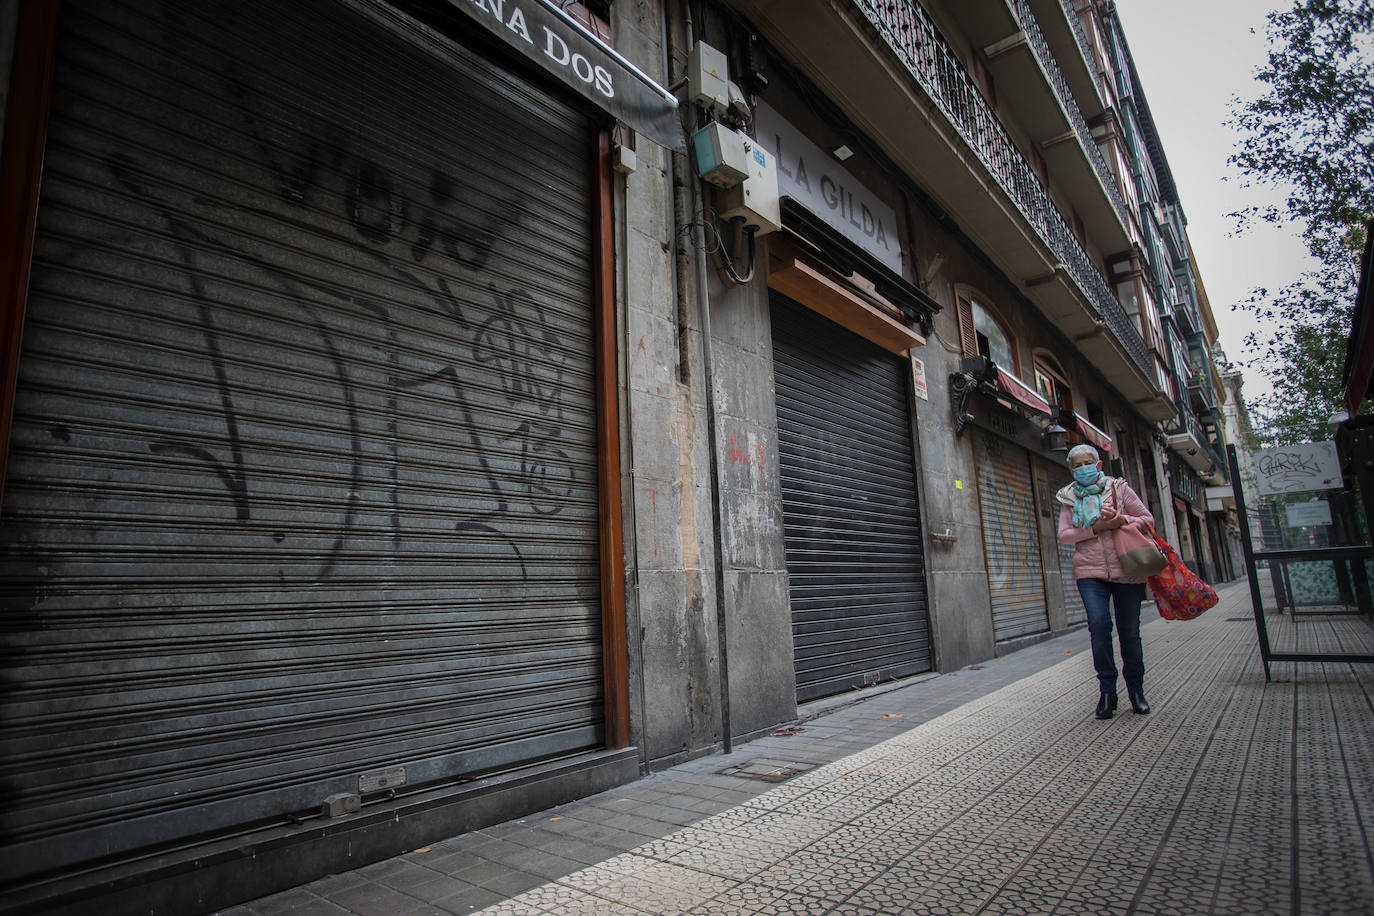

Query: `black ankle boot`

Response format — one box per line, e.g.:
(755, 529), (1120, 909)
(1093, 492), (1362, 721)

(1129, 690), (1150, 715)
(1095, 692), (1117, 719)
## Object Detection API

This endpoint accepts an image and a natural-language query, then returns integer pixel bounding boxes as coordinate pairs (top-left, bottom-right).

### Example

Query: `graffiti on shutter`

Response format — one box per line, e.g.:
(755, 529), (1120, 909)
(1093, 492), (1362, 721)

(977, 434), (1050, 641)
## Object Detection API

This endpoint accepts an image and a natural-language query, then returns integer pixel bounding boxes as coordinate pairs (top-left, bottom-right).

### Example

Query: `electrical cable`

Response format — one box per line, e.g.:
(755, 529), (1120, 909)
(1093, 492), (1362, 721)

(713, 218), (756, 285)
(678, 207), (755, 286)
(676, 206), (752, 285)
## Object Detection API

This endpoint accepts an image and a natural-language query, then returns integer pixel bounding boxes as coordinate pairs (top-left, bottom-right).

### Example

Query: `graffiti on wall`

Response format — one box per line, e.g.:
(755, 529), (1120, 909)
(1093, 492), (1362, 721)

(16, 5), (587, 593)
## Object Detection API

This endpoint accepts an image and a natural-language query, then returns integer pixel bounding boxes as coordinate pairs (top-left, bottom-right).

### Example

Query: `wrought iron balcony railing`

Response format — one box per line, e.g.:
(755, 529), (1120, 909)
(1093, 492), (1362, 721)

(1005, 0), (1131, 230)
(1187, 368), (1217, 412)
(851, 0), (1152, 377)
(1057, 0), (1098, 86)
(1170, 404), (1226, 480)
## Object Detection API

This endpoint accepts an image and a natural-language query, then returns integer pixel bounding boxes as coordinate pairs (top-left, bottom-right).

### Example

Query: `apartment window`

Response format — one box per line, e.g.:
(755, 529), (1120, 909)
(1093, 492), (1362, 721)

(1157, 355), (1175, 397)
(1173, 339), (1191, 383)
(1144, 285), (1164, 345)
(955, 286), (1017, 373)
(1034, 354), (1073, 413)
(1115, 277), (1141, 317)
(1109, 142), (1140, 220)
(1085, 401), (1106, 430)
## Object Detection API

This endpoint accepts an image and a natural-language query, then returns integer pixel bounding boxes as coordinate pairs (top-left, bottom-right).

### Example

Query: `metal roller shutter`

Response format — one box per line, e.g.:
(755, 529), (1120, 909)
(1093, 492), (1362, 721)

(0, 0), (603, 883)
(1059, 539), (1088, 626)
(771, 294), (931, 703)
(1034, 456), (1086, 627)
(977, 433), (1050, 641)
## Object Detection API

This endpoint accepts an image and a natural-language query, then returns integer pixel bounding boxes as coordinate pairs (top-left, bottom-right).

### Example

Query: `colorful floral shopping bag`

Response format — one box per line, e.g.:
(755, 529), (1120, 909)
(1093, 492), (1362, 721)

(1145, 525), (1218, 621)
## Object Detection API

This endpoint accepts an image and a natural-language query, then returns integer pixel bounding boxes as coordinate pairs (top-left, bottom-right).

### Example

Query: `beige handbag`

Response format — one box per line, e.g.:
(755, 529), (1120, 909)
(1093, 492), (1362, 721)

(1112, 480), (1167, 577)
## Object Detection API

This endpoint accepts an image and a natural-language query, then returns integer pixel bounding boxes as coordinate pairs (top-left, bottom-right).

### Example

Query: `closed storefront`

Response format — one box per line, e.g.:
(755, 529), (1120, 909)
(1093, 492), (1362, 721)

(1034, 456), (1086, 627)
(0, 0), (620, 888)
(771, 294), (931, 702)
(977, 433), (1050, 641)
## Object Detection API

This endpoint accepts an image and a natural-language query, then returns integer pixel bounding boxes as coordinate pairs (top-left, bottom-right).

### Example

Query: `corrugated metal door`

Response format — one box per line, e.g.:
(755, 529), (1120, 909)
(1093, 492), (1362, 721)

(1034, 457), (1086, 627)
(1058, 539), (1088, 626)
(771, 294), (931, 703)
(0, 0), (604, 883)
(977, 434), (1050, 641)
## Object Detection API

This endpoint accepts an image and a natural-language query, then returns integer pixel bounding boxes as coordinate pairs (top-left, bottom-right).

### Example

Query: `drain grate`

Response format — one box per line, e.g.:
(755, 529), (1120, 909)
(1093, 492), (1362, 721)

(717, 760), (815, 782)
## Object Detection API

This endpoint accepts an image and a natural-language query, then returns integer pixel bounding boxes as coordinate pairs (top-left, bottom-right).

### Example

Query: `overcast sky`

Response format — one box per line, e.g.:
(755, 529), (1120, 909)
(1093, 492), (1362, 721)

(1113, 0), (1319, 406)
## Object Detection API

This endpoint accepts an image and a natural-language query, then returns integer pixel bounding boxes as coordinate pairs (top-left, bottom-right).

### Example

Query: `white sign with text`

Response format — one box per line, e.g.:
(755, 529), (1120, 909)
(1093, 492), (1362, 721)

(755, 103), (903, 275)
(912, 357), (929, 400)
(1253, 442), (1342, 495)
(1285, 500), (1333, 527)
(451, 0), (683, 152)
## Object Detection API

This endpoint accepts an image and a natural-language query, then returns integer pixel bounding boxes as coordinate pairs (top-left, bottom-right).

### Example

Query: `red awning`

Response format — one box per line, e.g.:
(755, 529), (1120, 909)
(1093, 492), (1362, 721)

(1076, 415), (1113, 453)
(994, 368), (1052, 417)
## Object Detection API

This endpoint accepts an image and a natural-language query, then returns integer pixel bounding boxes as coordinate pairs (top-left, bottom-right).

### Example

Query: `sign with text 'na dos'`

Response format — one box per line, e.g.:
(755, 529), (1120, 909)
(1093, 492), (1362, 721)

(450, 0), (683, 153)
(755, 103), (903, 276)
(1253, 442), (1342, 495)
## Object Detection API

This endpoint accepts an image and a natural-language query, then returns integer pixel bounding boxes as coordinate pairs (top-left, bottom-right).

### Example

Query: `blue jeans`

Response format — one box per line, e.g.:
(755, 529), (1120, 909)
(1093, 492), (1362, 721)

(1076, 578), (1146, 695)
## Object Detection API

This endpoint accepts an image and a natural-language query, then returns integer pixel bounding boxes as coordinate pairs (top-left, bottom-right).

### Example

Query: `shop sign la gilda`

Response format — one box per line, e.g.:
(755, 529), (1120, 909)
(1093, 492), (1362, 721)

(755, 102), (903, 275)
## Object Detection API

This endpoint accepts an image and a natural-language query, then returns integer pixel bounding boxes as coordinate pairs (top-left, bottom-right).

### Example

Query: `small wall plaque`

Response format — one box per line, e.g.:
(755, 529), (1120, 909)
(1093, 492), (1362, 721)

(359, 766), (407, 794)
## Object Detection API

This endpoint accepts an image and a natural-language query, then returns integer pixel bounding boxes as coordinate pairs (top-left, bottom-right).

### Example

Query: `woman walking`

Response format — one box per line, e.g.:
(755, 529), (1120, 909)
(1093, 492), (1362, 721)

(1056, 444), (1154, 719)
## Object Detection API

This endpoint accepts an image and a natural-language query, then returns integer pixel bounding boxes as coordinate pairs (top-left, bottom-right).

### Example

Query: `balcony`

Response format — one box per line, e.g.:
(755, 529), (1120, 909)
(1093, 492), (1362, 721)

(1165, 407), (1227, 485)
(944, 0), (1131, 250)
(1186, 370), (1216, 413)
(1029, 0), (1105, 119)
(730, 0), (1174, 421)
(1172, 297), (1198, 335)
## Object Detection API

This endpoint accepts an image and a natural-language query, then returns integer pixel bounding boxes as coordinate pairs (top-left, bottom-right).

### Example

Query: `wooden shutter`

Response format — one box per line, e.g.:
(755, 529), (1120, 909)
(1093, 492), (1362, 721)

(956, 294), (979, 358)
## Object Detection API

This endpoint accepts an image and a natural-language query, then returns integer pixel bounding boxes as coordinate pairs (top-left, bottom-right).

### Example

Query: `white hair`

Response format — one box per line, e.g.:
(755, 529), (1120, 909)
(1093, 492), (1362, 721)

(1067, 443), (1099, 465)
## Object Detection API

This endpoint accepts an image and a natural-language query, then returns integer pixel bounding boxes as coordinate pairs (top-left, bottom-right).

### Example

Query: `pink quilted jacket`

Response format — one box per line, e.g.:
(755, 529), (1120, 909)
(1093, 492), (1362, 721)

(1056, 478), (1155, 584)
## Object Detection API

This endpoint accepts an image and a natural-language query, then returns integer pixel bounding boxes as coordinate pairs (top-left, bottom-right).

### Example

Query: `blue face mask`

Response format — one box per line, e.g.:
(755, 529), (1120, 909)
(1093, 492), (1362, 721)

(1073, 465), (1101, 486)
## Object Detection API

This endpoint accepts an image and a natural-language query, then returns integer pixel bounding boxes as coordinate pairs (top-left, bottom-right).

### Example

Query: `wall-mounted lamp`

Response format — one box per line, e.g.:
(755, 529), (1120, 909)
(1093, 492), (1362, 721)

(1042, 422), (1069, 453)
(949, 356), (994, 435)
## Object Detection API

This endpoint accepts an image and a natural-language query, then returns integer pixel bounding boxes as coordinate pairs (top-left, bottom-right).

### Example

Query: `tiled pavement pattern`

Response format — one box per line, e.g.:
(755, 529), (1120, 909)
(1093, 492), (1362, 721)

(225, 581), (1374, 915)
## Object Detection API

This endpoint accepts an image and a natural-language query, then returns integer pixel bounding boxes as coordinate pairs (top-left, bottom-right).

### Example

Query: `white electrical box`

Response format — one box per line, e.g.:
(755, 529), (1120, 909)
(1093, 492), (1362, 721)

(693, 122), (750, 188)
(719, 137), (781, 235)
(689, 41), (729, 114)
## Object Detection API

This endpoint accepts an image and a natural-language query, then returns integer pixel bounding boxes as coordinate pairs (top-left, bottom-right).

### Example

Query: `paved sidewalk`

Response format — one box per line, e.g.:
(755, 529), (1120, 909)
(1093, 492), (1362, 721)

(224, 582), (1374, 915)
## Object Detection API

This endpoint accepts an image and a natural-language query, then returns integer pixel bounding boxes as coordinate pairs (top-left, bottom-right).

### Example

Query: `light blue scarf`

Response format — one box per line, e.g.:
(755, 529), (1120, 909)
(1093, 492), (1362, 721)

(1072, 474), (1109, 528)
